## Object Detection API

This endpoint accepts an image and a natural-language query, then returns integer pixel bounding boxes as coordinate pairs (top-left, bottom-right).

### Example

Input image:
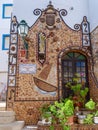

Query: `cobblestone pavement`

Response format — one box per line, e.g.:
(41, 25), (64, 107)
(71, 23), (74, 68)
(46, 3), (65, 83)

(22, 125), (37, 130)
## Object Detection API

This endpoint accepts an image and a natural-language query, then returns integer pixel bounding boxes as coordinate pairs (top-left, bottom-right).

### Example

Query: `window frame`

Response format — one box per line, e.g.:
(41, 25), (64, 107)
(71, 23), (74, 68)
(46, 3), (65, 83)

(2, 34), (10, 50)
(2, 4), (13, 19)
(61, 52), (89, 99)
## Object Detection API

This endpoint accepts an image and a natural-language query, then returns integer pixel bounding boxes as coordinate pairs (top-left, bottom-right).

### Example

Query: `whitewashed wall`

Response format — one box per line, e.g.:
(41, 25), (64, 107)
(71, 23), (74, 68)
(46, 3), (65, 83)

(89, 0), (98, 31)
(13, 0), (89, 29)
(0, 0), (13, 71)
(0, 0), (13, 99)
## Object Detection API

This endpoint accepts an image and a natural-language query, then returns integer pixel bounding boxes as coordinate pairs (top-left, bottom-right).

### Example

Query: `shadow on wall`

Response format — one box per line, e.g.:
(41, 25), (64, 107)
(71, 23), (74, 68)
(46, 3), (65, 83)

(0, 82), (7, 102)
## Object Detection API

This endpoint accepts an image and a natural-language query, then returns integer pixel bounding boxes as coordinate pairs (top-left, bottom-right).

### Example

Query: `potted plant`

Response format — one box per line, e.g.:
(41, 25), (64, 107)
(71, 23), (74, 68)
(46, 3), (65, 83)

(84, 99), (98, 124)
(76, 98), (95, 124)
(83, 113), (94, 124)
(93, 110), (98, 124)
(85, 98), (96, 110)
(40, 103), (52, 124)
(53, 99), (74, 130)
(66, 74), (89, 109)
(66, 74), (89, 124)
(39, 99), (75, 130)
(62, 99), (75, 124)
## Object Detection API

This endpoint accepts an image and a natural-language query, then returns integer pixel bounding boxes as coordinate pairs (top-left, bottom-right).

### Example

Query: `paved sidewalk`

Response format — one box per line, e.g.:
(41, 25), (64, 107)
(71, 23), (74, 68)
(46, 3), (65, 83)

(23, 125), (37, 130)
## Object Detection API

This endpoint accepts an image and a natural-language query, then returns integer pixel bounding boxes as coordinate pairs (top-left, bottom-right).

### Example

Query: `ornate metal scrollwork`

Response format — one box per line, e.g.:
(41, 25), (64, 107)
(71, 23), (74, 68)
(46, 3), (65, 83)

(33, 8), (42, 16)
(74, 24), (81, 31)
(59, 9), (67, 17)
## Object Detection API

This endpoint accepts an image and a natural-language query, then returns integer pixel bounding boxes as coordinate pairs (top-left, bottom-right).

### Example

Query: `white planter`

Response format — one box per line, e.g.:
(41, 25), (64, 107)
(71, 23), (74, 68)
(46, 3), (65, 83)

(78, 115), (86, 124)
(41, 118), (51, 125)
(94, 116), (98, 124)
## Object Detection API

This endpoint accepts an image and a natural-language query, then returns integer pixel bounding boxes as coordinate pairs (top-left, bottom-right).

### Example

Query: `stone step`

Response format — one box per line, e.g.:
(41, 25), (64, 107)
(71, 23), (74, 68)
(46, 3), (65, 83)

(0, 121), (25, 130)
(0, 107), (5, 111)
(0, 111), (15, 124)
(22, 125), (37, 130)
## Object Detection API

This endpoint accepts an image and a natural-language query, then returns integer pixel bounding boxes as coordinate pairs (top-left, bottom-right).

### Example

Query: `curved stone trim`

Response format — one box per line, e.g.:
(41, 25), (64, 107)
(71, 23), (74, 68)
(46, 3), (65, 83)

(57, 46), (93, 99)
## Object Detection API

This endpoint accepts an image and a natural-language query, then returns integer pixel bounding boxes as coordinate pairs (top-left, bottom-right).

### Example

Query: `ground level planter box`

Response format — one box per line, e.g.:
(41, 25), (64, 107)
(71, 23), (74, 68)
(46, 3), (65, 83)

(37, 122), (98, 130)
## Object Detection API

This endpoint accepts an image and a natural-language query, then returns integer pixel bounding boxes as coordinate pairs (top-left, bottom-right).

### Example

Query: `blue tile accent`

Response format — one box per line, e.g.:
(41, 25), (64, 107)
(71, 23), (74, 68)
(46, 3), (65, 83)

(2, 4), (13, 19)
(2, 34), (10, 50)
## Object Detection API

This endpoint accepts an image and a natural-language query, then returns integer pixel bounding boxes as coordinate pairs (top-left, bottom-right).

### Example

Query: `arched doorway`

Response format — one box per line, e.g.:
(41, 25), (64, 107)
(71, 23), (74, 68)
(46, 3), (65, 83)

(61, 52), (89, 99)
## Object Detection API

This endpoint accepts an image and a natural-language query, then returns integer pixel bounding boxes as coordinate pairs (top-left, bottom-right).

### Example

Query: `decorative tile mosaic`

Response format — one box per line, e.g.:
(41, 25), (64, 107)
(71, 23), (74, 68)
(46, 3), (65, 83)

(9, 65), (16, 75)
(9, 55), (17, 64)
(8, 76), (16, 87)
(19, 64), (37, 74)
(10, 44), (17, 54)
(7, 2), (97, 125)
(11, 34), (17, 43)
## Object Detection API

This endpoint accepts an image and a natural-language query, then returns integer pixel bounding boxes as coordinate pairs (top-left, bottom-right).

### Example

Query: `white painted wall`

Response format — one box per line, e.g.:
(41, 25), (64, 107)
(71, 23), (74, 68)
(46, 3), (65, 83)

(89, 0), (98, 31)
(13, 0), (89, 29)
(0, 0), (13, 71)
(0, 0), (13, 99)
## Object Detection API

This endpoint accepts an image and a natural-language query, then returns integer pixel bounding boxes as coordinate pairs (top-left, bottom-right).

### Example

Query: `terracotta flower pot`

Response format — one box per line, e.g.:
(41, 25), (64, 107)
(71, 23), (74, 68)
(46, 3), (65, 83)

(67, 116), (74, 125)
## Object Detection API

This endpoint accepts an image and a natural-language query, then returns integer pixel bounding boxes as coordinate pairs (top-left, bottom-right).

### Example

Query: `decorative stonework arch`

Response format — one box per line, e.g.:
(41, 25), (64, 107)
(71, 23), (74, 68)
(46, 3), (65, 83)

(58, 46), (93, 99)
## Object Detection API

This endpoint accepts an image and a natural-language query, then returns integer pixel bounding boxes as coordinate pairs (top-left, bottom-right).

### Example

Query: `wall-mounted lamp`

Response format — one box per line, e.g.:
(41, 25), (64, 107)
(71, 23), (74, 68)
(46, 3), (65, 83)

(18, 20), (29, 37)
(18, 20), (29, 59)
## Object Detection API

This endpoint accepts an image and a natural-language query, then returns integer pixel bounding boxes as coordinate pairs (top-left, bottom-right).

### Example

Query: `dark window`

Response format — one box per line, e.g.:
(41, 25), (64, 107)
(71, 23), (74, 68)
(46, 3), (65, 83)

(62, 52), (88, 98)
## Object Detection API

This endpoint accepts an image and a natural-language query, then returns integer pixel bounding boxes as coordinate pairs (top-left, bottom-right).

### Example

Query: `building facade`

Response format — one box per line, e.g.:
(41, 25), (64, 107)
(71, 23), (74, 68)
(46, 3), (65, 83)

(6, 0), (98, 125)
(0, 0), (13, 101)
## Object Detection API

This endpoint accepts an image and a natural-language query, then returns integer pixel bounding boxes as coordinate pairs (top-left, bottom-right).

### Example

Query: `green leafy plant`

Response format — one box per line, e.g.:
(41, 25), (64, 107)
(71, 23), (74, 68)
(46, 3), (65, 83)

(40, 99), (74, 130)
(93, 110), (98, 124)
(66, 74), (89, 108)
(63, 99), (74, 117)
(40, 103), (51, 122)
(84, 114), (94, 124)
(94, 110), (98, 117)
(85, 99), (96, 110)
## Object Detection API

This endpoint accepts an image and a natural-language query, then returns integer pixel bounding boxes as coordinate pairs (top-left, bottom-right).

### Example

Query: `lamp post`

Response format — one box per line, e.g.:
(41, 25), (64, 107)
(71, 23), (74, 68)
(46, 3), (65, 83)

(18, 20), (29, 58)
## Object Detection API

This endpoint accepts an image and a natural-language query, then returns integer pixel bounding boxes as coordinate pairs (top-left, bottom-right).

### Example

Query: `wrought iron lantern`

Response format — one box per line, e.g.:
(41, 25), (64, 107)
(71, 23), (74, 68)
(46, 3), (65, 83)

(18, 20), (29, 59)
(18, 20), (29, 37)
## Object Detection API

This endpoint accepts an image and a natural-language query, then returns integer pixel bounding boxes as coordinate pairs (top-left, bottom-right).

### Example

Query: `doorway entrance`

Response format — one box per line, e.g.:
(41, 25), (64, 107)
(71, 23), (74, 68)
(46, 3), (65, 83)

(61, 52), (89, 98)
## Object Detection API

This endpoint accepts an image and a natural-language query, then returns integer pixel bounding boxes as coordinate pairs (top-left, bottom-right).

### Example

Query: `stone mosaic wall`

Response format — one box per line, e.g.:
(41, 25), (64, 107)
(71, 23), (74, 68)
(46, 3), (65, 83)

(15, 19), (82, 101)
(90, 26), (98, 101)
(7, 3), (98, 125)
